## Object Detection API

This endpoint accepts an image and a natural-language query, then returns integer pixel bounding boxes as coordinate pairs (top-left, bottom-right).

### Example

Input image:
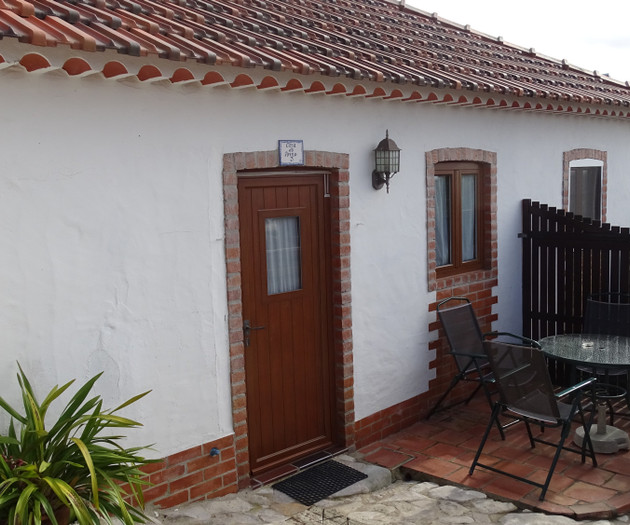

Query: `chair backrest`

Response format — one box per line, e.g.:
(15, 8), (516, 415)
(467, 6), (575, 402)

(483, 340), (560, 423)
(437, 297), (484, 372)
(583, 293), (630, 337)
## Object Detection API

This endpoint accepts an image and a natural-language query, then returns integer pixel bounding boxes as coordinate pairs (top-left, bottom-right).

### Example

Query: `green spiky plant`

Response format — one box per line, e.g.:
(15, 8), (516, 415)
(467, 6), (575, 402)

(0, 364), (156, 525)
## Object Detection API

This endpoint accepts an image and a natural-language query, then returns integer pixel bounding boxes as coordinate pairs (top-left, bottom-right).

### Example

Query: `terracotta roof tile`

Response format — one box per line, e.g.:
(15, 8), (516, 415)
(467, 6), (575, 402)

(1, 0), (629, 117)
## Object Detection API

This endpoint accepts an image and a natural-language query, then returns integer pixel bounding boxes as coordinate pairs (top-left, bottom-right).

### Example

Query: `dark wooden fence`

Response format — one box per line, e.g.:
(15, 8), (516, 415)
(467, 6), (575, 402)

(521, 199), (630, 384)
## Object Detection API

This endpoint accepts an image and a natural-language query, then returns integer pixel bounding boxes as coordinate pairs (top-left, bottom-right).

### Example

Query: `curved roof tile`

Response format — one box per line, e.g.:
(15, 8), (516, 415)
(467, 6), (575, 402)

(1, 0), (630, 118)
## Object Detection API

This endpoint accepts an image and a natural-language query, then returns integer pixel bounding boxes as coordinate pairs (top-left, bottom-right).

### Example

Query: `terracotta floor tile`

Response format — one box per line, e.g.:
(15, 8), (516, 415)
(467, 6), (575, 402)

(600, 455), (630, 475)
(364, 399), (630, 520)
(535, 490), (579, 508)
(425, 442), (469, 460)
(432, 428), (473, 446)
(390, 435), (436, 452)
(526, 468), (574, 494)
(603, 472), (630, 492)
(536, 499), (578, 517)
(362, 448), (413, 469)
(450, 449), (476, 467)
(483, 476), (538, 501)
(563, 481), (618, 503)
(491, 444), (535, 462)
(607, 492), (630, 515)
(356, 442), (382, 455)
(566, 464), (614, 485)
(405, 456), (460, 478)
(441, 465), (479, 486)
(568, 502), (614, 520)
(459, 435), (484, 451)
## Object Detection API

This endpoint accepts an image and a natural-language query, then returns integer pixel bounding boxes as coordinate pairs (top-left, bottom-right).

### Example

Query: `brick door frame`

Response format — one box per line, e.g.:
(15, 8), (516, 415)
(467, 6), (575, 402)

(222, 150), (354, 488)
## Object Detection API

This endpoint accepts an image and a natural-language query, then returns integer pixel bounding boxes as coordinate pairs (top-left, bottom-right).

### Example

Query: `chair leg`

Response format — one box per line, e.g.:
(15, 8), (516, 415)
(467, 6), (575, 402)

(523, 420), (535, 448)
(478, 380), (507, 440)
(470, 402), (501, 475)
(464, 382), (484, 404)
(577, 401), (598, 466)
(539, 420), (572, 500)
(426, 374), (463, 419)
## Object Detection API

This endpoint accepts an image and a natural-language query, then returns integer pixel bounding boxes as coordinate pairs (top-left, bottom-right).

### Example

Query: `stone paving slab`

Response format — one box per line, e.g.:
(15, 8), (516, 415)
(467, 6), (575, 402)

(149, 455), (630, 525)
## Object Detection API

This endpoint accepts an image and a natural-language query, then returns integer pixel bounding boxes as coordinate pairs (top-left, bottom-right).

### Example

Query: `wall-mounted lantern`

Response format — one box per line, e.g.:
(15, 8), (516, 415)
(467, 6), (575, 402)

(372, 130), (401, 193)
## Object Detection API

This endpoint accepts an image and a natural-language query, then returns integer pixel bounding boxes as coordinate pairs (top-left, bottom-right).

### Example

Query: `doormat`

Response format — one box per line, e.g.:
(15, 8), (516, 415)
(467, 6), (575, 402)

(273, 460), (368, 506)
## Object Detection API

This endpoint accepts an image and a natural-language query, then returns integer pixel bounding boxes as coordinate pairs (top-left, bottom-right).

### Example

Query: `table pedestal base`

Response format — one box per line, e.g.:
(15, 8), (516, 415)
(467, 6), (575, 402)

(574, 402), (630, 453)
(574, 425), (630, 453)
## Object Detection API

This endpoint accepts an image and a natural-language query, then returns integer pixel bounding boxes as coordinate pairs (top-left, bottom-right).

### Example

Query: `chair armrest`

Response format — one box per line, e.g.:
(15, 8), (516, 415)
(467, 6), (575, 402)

(555, 377), (597, 399)
(483, 331), (541, 349)
(450, 350), (488, 360)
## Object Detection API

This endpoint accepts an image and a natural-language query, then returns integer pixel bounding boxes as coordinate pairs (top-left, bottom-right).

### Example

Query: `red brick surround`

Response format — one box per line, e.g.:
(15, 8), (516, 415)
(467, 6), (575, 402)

(562, 149), (607, 222)
(354, 396), (426, 450)
(143, 434), (238, 508)
(222, 150), (354, 489)
(425, 147), (499, 409)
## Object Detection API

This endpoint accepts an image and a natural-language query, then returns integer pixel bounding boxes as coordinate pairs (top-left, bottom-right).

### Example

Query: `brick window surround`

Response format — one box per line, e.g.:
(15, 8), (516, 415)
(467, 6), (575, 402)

(222, 150), (354, 489)
(426, 148), (499, 409)
(562, 149), (607, 223)
(351, 147), (500, 448)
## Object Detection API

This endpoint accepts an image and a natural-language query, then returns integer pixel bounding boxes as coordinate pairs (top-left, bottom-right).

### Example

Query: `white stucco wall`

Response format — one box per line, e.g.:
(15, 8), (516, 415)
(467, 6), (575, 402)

(2, 53), (630, 454)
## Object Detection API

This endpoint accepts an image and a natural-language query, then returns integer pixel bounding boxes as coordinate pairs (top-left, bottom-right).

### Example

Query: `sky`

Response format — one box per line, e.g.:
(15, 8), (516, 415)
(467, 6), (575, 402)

(404, 1), (630, 83)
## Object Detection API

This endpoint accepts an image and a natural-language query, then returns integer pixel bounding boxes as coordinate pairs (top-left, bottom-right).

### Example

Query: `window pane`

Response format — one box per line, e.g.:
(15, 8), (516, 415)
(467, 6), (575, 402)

(570, 167), (601, 220)
(461, 174), (477, 262)
(435, 176), (451, 266)
(265, 217), (302, 295)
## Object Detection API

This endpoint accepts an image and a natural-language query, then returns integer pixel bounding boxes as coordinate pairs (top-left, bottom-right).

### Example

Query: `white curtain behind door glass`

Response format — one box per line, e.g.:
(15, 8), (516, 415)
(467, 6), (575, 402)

(461, 174), (477, 262)
(435, 176), (451, 267)
(265, 216), (302, 295)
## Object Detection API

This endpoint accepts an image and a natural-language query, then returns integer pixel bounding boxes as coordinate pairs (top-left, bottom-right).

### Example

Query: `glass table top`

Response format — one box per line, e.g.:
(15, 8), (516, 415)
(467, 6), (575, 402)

(540, 334), (630, 367)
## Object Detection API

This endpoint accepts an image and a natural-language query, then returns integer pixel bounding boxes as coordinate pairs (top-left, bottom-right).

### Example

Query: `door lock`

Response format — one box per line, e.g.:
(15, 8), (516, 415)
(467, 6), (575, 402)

(243, 319), (265, 347)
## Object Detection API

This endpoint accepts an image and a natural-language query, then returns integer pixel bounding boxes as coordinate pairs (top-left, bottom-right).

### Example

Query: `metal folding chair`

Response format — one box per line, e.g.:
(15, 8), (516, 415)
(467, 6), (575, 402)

(470, 339), (597, 501)
(427, 297), (520, 438)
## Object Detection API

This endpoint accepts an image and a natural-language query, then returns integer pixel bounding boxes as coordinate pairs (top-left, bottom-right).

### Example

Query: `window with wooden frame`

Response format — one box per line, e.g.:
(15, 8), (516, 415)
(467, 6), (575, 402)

(435, 162), (485, 276)
(569, 163), (602, 221)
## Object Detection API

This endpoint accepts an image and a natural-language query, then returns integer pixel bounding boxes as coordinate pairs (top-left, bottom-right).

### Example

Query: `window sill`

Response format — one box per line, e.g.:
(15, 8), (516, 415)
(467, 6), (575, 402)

(435, 267), (497, 291)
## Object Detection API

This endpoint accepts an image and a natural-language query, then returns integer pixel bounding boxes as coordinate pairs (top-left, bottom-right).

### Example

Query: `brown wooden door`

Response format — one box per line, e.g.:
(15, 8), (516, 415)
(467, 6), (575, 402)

(238, 173), (335, 475)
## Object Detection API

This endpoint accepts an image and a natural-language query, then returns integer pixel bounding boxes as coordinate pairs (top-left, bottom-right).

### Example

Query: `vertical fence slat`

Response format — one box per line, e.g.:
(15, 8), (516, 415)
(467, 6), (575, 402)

(521, 200), (630, 386)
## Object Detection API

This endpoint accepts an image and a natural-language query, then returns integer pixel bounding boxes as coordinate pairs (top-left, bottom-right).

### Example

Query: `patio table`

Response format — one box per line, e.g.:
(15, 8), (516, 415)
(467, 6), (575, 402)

(540, 333), (630, 453)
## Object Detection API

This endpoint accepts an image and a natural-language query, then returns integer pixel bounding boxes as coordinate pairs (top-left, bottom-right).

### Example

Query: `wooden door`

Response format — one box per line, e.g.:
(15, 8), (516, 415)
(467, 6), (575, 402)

(238, 173), (335, 475)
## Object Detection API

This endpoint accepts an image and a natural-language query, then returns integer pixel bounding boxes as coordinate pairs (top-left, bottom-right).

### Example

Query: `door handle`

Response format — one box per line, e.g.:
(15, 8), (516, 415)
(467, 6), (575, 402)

(243, 320), (265, 347)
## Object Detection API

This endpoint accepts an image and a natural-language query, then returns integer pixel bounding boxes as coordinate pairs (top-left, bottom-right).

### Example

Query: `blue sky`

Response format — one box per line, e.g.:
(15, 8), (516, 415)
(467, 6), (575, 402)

(405, 1), (630, 83)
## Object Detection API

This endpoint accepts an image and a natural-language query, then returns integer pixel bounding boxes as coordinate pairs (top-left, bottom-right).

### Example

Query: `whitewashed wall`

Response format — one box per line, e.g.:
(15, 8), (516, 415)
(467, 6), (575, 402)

(1, 57), (630, 454)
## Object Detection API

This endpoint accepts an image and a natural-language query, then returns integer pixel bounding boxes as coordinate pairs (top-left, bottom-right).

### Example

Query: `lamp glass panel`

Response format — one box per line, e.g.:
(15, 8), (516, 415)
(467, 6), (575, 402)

(374, 150), (387, 172)
(374, 150), (400, 174)
(388, 150), (400, 173)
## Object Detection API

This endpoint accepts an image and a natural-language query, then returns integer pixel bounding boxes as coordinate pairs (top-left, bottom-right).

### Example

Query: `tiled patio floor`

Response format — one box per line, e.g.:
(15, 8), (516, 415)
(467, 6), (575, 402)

(356, 396), (630, 520)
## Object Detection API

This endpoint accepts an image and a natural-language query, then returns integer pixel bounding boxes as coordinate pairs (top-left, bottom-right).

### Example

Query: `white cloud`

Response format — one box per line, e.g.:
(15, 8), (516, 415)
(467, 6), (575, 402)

(404, 0), (630, 82)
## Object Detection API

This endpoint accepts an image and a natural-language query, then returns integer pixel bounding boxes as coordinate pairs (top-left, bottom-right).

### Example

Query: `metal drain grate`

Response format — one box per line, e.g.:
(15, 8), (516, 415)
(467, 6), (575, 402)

(273, 460), (368, 506)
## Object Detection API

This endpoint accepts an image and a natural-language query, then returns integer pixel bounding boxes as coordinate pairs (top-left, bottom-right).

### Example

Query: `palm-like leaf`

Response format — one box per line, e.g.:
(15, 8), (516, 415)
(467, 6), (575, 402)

(0, 363), (156, 525)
